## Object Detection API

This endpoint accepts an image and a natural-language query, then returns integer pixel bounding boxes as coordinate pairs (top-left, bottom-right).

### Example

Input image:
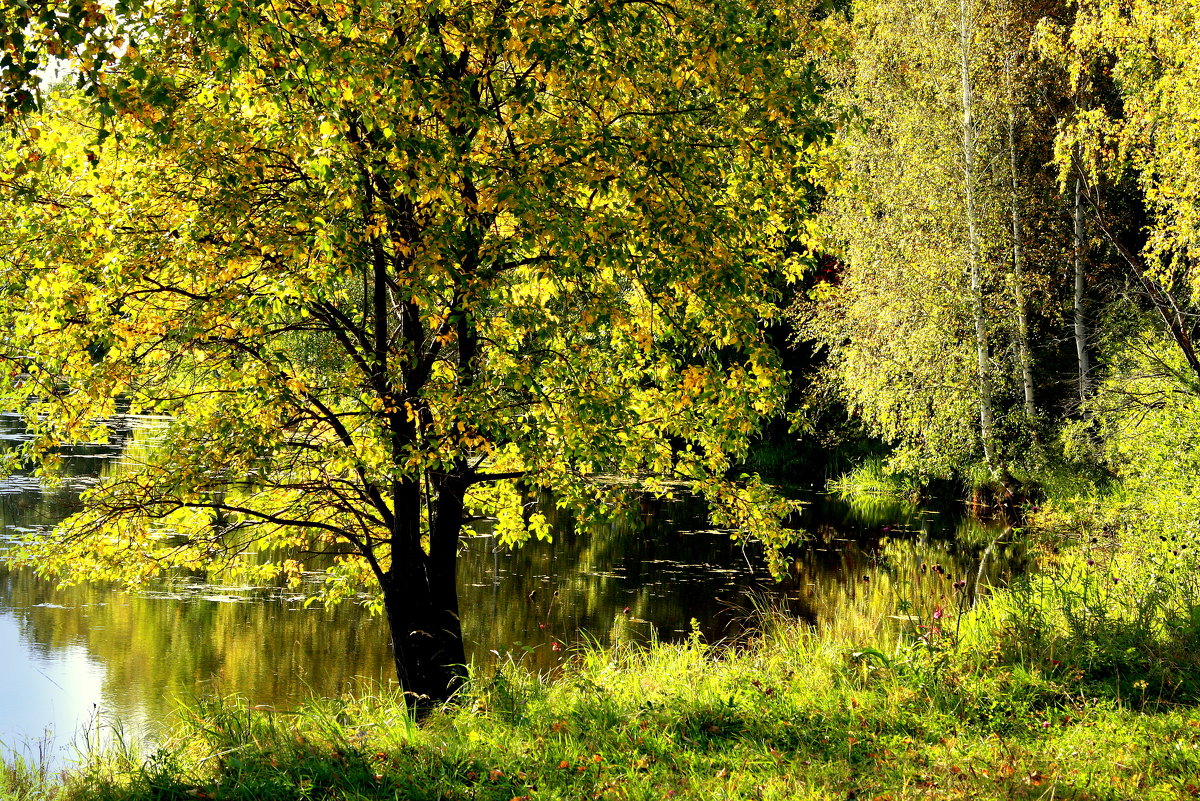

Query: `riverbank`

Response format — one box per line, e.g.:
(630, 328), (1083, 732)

(11, 591), (1200, 801)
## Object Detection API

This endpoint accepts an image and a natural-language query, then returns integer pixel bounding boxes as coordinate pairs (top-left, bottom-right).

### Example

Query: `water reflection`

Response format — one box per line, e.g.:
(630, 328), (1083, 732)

(0, 414), (1026, 766)
(465, 493), (1024, 673)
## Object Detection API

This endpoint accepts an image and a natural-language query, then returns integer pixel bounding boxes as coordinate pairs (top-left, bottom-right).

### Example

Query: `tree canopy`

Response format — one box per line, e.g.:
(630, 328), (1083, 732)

(0, 0), (837, 701)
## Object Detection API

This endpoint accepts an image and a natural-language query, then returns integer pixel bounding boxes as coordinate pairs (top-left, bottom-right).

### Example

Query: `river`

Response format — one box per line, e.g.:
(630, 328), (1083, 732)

(0, 414), (1025, 765)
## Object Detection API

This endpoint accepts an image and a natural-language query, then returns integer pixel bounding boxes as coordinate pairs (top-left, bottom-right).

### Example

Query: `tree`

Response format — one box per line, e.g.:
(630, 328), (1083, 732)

(1001, 0), (1038, 428)
(956, 0), (998, 473)
(804, 0), (1018, 477)
(1072, 163), (1091, 400)
(1043, 0), (1200, 388)
(0, 0), (834, 705)
(801, 0), (1110, 482)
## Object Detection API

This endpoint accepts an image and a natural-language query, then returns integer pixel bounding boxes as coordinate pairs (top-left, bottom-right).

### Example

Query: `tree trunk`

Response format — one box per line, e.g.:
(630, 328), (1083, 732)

(1075, 171), (1200, 383)
(1007, 79), (1036, 429)
(380, 480), (467, 713)
(379, 430), (467, 712)
(960, 0), (996, 472)
(380, 573), (467, 711)
(1073, 172), (1091, 403)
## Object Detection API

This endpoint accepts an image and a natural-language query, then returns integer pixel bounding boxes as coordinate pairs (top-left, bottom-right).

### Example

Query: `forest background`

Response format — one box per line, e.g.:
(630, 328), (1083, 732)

(4, 0), (1200, 796)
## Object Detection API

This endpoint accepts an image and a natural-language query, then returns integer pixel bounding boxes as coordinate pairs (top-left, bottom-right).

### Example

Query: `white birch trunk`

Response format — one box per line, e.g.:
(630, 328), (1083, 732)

(960, 0), (996, 471)
(1074, 172), (1090, 402)
(1008, 91), (1036, 426)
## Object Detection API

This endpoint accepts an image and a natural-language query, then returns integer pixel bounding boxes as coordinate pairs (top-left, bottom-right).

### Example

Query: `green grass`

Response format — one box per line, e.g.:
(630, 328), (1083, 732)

(828, 457), (924, 503)
(22, 605), (1200, 801)
(0, 744), (59, 801)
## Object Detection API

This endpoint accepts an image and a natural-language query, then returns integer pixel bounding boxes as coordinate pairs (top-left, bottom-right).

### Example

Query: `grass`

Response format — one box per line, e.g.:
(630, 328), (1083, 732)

(17, 599), (1200, 801)
(828, 457), (924, 503)
(0, 744), (59, 801)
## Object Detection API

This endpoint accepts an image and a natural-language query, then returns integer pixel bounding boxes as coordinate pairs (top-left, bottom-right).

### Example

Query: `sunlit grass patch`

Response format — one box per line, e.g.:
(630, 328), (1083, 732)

(828, 457), (924, 503)
(0, 744), (58, 801)
(19, 610), (1197, 801)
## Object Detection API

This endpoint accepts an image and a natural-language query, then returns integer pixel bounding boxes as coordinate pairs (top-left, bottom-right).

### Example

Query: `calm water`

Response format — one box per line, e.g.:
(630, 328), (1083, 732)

(0, 415), (1025, 763)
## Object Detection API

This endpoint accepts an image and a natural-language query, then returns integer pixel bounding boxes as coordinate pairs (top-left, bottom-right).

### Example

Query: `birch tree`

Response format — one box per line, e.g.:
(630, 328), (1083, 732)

(806, 0), (1021, 477)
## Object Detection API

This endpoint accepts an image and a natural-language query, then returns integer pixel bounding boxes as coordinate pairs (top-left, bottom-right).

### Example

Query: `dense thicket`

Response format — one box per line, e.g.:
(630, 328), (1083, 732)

(786, 0), (1200, 656)
(799, 0), (1200, 494)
